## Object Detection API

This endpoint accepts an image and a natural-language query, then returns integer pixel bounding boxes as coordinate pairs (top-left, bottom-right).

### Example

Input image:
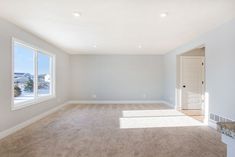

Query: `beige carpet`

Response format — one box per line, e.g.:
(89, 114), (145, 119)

(180, 109), (205, 122)
(0, 103), (226, 157)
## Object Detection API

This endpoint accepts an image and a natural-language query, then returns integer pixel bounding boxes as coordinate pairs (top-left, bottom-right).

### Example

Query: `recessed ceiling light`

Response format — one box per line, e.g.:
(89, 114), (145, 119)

(160, 12), (168, 18)
(73, 11), (81, 17)
(138, 45), (142, 49)
(93, 45), (97, 48)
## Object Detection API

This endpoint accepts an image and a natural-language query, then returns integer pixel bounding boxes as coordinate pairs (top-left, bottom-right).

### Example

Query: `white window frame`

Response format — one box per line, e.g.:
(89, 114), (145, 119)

(12, 38), (56, 110)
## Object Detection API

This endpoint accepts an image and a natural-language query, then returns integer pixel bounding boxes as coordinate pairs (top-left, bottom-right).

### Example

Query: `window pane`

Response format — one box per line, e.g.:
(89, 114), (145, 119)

(37, 52), (52, 97)
(14, 43), (34, 104)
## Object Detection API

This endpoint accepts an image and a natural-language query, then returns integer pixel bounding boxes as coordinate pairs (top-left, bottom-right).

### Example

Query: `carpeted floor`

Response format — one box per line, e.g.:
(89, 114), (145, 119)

(180, 109), (205, 122)
(0, 103), (226, 157)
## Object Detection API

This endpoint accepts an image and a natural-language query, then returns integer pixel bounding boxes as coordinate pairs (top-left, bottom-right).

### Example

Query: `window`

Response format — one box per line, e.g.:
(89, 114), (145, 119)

(13, 39), (55, 110)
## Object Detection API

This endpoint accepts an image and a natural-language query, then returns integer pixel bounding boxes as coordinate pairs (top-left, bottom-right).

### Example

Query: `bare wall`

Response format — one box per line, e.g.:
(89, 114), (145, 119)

(70, 55), (164, 101)
(163, 19), (235, 120)
(0, 18), (70, 132)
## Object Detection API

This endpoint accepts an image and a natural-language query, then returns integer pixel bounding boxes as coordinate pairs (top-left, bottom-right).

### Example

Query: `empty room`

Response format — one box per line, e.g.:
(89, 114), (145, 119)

(0, 0), (235, 157)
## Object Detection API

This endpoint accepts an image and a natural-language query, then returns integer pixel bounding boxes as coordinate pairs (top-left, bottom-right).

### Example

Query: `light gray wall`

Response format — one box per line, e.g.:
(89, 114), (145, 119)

(0, 18), (70, 132)
(163, 19), (235, 120)
(70, 55), (164, 101)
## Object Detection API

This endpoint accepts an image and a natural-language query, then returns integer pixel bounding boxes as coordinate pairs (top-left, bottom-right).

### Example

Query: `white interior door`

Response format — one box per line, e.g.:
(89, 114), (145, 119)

(180, 56), (205, 110)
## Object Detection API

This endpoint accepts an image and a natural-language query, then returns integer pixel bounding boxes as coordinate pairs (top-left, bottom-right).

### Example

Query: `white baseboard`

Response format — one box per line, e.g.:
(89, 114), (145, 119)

(160, 101), (174, 108)
(208, 120), (217, 129)
(68, 100), (167, 105)
(0, 102), (69, 140)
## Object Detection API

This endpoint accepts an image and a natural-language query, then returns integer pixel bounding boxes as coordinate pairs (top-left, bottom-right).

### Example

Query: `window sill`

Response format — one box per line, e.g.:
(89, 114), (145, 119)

(12, 95), (56, 111)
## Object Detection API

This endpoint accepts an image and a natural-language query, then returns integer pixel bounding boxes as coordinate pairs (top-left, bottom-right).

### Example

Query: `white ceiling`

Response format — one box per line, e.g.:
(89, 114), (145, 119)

(0, 0), (235, 54)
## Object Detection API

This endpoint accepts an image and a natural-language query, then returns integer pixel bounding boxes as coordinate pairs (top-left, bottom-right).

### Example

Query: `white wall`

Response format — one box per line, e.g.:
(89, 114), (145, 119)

(70, 55), (164, 101)
(0, 18), (70, 132)
(163, 19), (235, 120)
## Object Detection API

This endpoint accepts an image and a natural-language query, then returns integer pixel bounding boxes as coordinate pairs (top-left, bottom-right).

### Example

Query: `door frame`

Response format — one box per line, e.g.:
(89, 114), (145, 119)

(179, 56), (205, 112)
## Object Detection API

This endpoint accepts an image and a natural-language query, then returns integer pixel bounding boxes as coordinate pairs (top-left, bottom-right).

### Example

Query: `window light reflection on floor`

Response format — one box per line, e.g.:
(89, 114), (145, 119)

(120, 109), (205, 129)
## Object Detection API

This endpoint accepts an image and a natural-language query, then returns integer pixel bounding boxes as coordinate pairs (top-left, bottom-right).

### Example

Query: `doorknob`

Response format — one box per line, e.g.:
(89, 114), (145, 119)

(182, 85), (186, 88)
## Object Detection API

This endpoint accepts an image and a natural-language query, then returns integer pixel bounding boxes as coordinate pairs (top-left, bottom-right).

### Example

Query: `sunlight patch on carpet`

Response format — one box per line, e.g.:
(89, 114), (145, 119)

(120, 109), (205, 129)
